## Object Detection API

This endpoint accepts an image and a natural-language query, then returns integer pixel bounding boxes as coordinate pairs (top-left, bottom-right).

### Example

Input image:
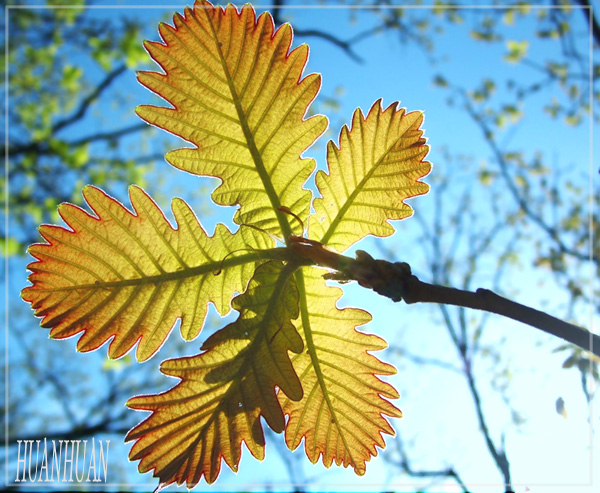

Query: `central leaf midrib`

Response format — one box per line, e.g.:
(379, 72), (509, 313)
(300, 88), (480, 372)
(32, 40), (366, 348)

(231, 262), (299, 401)
(294, 269), (358, 467)
(37, 249), (287, 293)
(203, 10), (293, 243)
(190, 262), (299, 454)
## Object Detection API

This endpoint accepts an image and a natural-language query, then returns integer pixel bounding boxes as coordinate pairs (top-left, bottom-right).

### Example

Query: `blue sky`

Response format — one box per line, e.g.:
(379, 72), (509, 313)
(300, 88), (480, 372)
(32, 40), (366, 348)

(4, 1), (598, 492)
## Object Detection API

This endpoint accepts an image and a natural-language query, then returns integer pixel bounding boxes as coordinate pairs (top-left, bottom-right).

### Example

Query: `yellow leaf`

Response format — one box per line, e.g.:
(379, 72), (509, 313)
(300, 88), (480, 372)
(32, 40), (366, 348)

(22, 185), (275, 361)
(126, 261), (303, 486)
(311, 100), (431, 252)
(280, 267), (401, 474)
(137, 0), (327, 238)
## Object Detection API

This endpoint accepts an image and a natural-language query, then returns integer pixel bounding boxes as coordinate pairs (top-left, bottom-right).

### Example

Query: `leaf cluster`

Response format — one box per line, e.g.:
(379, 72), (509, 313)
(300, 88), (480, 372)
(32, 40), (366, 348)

(21, 1), (431, 487)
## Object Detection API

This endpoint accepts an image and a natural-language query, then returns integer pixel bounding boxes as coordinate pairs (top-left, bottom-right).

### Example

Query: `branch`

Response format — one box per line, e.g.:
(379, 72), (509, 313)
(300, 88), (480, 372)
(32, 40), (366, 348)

(388, 345), (463, 374)
(8, 122), (149, 158)
(86, 151), (166, 167)
(270, 0), (364, 63)
(291, 28), (364, 63)
(290, 241), (599, 358)
(463, 357), (512, 488)
(386, 434), (470, 492)
(5, 64), (145, 159)
(412, 183), (515, 486)
(52, 64), (127, 134)
(68, 122), (149, 147)
(574, 0), (600, 47)
(458, 89), (596, 267)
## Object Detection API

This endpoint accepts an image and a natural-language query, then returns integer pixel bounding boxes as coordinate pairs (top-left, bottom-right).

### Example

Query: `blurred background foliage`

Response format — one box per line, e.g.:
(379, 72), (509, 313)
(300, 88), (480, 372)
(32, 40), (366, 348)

(2, 0), (599, 491)
(3, 0), (155, 253)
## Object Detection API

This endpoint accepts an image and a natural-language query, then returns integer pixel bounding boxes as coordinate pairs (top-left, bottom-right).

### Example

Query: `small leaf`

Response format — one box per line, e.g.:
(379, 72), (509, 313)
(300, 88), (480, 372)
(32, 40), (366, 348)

(311, 100), (431, 251)
(470, 29), (501, 42)
(504, 40), (528, 63)
(137, 0), (327, 238)
(126, 261), (303, 487)
(2, 236), (23, 256)
(21, 185), (273, 361)
(555, 397), (567, 418)
(432, 74), (448, 88)
(562, 354), (577, 369)
(281, 267), (401, 474)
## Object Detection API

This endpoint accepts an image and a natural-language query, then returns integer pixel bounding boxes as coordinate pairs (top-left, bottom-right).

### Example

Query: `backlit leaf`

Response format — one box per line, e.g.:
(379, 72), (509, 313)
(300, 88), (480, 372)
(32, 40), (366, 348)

(22, 185), (274, 361)
(137, 0), (327, 237)
(311, 100), (431, 252)
(280, 267), (402, 474)
(126, 261), (303, 486)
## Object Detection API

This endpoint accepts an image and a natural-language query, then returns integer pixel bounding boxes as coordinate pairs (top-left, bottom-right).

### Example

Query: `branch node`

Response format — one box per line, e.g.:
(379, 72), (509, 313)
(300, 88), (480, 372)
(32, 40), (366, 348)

(341, 250), (415, 303)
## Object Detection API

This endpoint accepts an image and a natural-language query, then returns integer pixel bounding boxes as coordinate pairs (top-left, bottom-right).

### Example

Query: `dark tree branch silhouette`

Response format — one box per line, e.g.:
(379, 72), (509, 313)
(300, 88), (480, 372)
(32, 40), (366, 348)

(385, 433), (471, 491)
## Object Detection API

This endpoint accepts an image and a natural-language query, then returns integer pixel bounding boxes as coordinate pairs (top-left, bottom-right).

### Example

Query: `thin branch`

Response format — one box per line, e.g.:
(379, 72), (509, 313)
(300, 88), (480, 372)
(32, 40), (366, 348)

(11, 334), (78, 428)
(388, 345), (463, 374)
(86, 152), (166, 167)
(417, 183), (514, 488)
(458, 89), (596, 266)
(270, 0), (364, 63)
(5, 64), (129, 158)
(463, 348), (512, 488)
(386, 434), (470, 492)
(574, 0), (600, 47)
(293, 27), (364, 63)
(68, 122), (149, 147)
(290, 242), (599, 357)
(52, 64), (127, 134)
(8, 122), (149, 158)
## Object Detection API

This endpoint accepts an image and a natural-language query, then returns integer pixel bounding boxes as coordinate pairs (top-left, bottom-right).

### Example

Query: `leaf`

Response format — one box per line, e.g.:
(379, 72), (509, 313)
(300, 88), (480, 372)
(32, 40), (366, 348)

(310, 100), (431, 252)
(504, 40), (528, 63)
(137, 0), (327, 238)
(555, 397), (567, 418)
(126, 261), (303, 486)
(21, 185), (275, 361)
(280, 267), (401, 474)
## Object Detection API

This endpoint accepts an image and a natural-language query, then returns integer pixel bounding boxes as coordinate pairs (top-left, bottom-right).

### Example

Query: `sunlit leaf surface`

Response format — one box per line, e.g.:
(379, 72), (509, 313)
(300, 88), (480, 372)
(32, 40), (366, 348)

(281, 267), (402, 474)
(22, 185), (272, 361)
(126, 261), (303, 486)
(311, 100), (431, 252)
(137, 0), (327, 237)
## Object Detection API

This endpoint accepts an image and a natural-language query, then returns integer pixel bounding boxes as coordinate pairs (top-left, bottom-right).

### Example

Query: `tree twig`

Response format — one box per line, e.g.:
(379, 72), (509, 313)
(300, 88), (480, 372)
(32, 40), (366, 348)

(52, 64), (127, 134)
(574, 0), (600, 47)
(291, 28), (364, 63)
(388, 345), (463, 374)
(457, 88), (596, 267)
(290, 241), (599, 357)
(8, 122), (149, 158)
(360, 251), (598, 357)
(385, 433), (471, 492)
(270, 0), (364, 63)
